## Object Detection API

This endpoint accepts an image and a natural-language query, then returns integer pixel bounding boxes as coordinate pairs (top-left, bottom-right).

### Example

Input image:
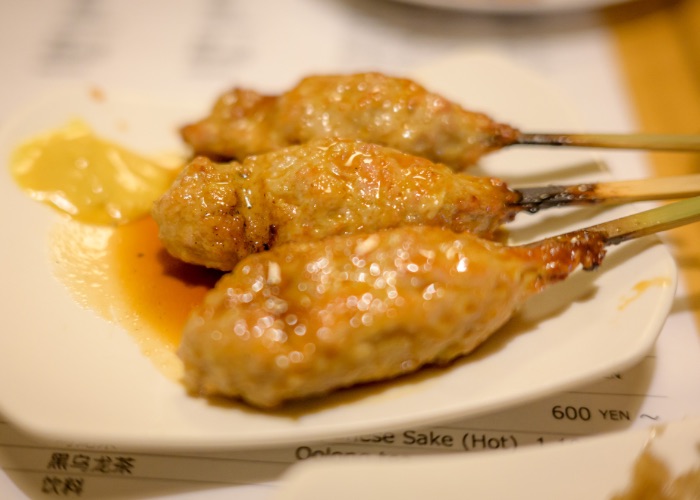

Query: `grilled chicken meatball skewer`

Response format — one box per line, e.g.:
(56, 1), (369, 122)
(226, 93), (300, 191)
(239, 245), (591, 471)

(181, 72), (518, 169)
(179, 196), (700, 408)
(153, 138), (519, 271)
(153, 138), (700, 271)
(181, 72), (700, 169)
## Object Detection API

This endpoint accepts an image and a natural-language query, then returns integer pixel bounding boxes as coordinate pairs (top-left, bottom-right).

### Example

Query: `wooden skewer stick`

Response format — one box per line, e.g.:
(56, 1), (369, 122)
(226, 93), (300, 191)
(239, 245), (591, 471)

(514, 132), (700, 152)
(520, 195), (700, 256)
(513, 174), (700, 212)
(565, 195), (700, 246)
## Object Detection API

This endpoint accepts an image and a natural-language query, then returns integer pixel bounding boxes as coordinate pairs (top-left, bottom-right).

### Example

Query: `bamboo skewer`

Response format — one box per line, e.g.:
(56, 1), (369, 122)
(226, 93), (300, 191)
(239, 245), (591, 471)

(585, 195), (700, 246)
(521, 195), (700, 253)
(513, 174), (700, 212)
(513, 132), (700, 152)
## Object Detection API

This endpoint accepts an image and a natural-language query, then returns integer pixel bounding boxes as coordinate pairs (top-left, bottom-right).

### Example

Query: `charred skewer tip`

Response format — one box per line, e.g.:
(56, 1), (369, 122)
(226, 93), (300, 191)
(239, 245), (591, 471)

(552, 195), (700, 248)
(512, 174), (700, 213)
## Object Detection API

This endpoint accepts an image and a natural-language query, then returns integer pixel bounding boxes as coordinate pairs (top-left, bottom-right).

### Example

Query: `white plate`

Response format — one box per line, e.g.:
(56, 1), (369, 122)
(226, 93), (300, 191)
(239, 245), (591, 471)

(275, 417), (700, 500)
(0, 52), (677, 450)
(388, 0), (634, 14)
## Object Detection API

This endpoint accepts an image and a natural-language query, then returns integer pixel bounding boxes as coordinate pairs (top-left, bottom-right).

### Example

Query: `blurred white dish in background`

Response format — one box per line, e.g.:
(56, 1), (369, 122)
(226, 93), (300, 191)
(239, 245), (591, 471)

(388, 0), (634, 14)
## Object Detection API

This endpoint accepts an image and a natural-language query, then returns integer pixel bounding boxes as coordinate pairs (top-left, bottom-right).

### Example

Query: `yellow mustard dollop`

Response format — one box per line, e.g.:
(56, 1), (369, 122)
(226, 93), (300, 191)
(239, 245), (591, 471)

(10, 119), (178, 225)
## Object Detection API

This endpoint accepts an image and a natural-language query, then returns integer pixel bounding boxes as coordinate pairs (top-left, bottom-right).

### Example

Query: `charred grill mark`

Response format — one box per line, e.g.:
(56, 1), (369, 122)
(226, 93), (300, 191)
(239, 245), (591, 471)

(265, 225), (278, 250)
(513, 183), (599, 213)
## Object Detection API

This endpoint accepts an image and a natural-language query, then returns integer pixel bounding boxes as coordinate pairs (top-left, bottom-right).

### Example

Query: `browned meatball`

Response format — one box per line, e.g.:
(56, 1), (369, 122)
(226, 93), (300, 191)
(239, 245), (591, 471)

(179, 225), (606, 408)
(152, 138), (520, 271)
(180, 73), (519, 169)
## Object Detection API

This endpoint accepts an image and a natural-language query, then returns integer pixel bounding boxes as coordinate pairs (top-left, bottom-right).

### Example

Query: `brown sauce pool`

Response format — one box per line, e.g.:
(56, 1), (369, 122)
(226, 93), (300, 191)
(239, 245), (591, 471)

(108, 216), (222, 346)
(52, 215), (222, 378)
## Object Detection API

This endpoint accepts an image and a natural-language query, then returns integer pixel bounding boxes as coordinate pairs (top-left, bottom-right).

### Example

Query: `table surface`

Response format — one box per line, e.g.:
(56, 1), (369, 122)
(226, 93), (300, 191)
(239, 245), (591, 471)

(1, 0), (698, 498)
